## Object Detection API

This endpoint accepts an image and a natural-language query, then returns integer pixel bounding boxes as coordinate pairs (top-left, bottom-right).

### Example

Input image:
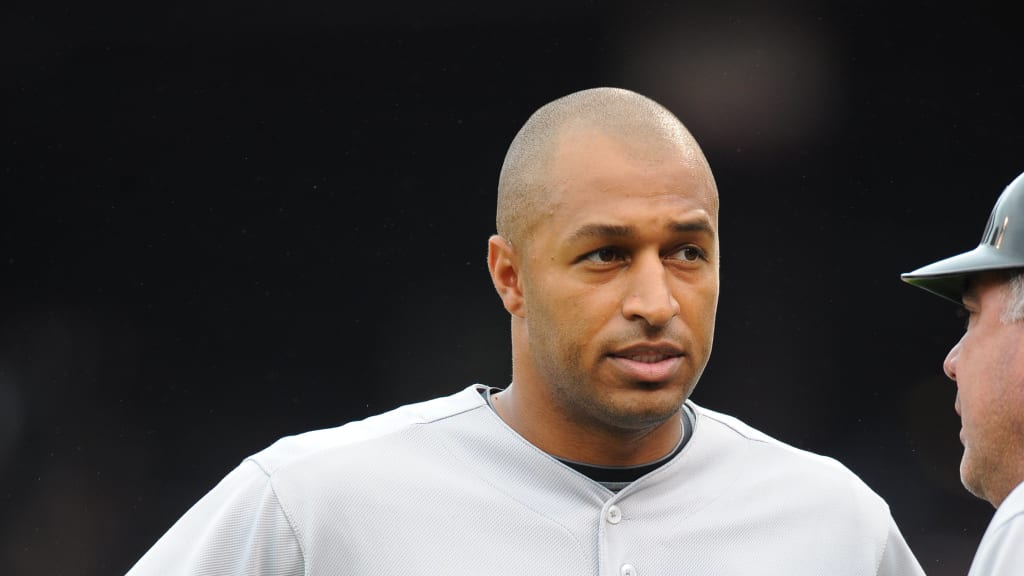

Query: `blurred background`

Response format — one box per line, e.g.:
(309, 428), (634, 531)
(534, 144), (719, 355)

(2, 1), (1022, 574)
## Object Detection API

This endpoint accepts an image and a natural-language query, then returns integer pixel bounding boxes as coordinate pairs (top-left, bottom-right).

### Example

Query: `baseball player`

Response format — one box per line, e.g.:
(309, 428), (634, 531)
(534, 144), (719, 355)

(903, 168), (1024, 575)
(125, 87), (926, 575)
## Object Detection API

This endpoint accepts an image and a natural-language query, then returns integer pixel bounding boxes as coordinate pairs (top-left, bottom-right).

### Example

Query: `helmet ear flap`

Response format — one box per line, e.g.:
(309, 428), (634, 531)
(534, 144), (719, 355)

(902, 170), (1024, 305)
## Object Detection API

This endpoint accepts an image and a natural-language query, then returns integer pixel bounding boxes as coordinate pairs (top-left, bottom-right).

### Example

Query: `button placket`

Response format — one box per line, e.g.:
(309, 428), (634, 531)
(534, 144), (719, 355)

(603, 503), (634, 576)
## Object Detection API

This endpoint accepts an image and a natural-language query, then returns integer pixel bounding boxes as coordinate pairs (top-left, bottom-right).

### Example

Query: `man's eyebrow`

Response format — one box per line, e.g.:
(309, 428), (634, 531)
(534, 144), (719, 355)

(567, 223), (634, 242)
(567, 219), (716, 243)
(669, 220), (715, 236)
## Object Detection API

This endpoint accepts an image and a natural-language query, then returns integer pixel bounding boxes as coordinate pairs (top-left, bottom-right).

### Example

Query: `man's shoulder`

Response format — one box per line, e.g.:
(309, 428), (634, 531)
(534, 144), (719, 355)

(248, 384), (489, 476)
(689, 401), (885, 501)
(691, 403), (826, 450)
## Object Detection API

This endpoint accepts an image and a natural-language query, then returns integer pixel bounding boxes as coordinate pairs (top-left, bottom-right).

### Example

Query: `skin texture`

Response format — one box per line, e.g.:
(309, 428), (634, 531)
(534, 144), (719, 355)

(944, 271), (1024, 507)
(487, 121), (719, 467)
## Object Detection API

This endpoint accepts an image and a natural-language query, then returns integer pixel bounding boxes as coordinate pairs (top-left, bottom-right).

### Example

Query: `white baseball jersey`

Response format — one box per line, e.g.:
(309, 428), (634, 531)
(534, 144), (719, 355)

(125, 384), (925, 576)
(968, 480), (1024, 575)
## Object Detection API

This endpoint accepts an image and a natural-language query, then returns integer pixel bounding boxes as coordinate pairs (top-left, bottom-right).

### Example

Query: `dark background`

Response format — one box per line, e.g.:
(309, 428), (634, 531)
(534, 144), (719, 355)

(2, 1), (1022, 574)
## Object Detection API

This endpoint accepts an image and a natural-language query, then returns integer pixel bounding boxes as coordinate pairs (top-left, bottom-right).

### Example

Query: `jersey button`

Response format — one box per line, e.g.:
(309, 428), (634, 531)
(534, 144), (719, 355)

(606, 505), (622, 524)
(620, 563), (637, 576)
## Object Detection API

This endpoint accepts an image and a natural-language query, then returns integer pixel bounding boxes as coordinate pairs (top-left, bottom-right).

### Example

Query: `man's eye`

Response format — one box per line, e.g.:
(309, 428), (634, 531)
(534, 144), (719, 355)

(583, 248), (623, 263)
(955, 307), (972, 329)
(674, 246), (706, 262)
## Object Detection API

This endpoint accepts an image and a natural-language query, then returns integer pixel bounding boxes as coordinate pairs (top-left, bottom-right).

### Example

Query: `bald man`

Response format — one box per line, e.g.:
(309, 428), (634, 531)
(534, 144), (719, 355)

(125, 87), (925, 576)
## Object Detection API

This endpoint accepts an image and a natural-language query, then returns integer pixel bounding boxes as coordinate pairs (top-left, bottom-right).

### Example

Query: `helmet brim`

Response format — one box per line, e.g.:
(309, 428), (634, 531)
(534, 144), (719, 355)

(901, 244), (1024, 305)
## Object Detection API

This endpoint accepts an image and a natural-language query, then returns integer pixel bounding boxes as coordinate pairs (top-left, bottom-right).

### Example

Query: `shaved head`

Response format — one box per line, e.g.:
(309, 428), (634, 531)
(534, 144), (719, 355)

(496, 87), (717, 246)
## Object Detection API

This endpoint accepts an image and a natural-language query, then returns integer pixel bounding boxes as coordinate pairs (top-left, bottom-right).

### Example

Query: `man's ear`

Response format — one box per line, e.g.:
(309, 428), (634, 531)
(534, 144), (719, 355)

(487, 235), (525, 318)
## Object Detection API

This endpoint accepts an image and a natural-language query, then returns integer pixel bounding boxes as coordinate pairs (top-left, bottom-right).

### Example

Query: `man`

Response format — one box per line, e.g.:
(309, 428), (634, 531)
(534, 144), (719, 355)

(902, 168), (1024, 575)
(126, 87), (925, 575)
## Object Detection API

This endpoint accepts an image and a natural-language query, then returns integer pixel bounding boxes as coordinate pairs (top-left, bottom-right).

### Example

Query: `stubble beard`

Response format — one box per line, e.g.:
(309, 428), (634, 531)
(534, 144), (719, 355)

(543, 355), (689, 435)
(527, 313), (694, 436)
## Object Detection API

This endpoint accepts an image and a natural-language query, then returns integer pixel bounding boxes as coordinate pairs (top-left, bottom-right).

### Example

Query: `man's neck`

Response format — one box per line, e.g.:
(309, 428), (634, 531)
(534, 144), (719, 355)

(487, 384), (686, 467)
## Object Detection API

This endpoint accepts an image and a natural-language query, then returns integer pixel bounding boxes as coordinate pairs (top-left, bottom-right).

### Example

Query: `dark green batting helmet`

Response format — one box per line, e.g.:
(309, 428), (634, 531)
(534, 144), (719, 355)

(902, 170), (1024, 305)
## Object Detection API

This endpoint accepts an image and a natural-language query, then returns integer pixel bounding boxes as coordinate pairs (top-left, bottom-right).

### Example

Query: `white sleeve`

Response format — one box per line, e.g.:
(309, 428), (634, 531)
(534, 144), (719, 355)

(875, 513), (926, 576)
(125, 459), (304, 576)
(968, 509), (1024, 575)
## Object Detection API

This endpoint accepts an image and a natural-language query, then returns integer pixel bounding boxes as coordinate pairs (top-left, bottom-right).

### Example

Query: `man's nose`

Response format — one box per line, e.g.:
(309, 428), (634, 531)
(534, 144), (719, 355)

(621, 255), (679, 328)
(943, 336), (963, 381)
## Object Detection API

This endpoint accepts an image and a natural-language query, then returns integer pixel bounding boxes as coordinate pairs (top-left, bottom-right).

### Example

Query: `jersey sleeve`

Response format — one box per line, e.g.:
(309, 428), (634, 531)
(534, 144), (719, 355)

(875, 512), (926, 576)
(124, 459), (305, 576)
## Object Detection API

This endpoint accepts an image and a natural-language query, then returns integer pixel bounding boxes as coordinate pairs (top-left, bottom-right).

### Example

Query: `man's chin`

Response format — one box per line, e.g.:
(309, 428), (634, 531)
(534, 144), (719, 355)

(959, 457), (989, 503)
(608, 389), (687, 427)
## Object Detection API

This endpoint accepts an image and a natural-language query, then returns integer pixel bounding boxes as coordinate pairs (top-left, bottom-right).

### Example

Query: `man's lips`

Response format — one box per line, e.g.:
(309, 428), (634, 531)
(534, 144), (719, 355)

(608, 345), (685, 382)
(954, 395), (964, 445)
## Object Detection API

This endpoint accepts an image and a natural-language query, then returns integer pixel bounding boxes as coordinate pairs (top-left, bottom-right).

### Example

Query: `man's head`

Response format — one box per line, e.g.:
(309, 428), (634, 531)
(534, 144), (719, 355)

(487, 87), (719, 462)
(496, 87), (719, 248)
(902, 169), (1024, 507)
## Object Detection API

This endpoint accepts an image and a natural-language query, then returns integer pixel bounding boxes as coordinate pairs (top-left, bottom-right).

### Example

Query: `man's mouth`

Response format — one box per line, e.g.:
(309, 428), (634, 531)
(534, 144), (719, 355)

(608, 345), (685, 381)
(618, 351), (678, 363)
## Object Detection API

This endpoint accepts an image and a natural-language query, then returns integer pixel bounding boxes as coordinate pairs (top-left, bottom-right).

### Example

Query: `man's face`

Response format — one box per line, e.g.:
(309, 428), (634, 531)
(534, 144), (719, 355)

(944, 272), (1024, 506)
(515, 128), (719, 435)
